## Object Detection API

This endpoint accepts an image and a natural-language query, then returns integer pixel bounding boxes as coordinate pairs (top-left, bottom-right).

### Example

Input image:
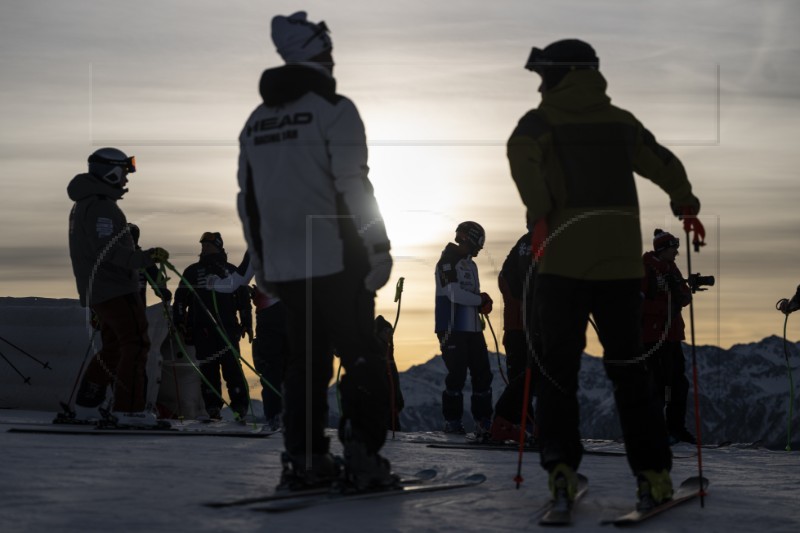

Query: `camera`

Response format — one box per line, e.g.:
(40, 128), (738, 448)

(687, 273), (715, 292)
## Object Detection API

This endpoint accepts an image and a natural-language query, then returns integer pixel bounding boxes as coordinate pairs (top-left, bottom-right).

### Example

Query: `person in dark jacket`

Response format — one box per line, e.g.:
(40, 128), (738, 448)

(507, 39), (702, 510)
(642, 229), (695, 445)
(67, 147), (169, 427)
(488, 232), (539, 443)
(172, 232), (252, 421)
(236, 11), (395, 493)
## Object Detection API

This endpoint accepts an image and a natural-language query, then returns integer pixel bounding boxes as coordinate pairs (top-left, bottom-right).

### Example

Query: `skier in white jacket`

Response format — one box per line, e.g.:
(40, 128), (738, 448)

(236, 12), (395, 492)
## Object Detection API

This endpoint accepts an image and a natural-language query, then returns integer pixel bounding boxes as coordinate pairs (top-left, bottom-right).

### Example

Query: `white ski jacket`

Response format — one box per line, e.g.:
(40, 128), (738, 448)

(237, 65), (390, 287)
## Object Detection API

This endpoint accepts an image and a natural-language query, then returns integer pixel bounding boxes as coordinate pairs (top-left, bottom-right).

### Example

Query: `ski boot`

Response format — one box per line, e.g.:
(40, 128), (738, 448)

(105, 410), (166, 429)
(443, 419), (466, 434)
(53, 402), (102, 425)
(339, 440), (399, 493)
(276, 451), (340, 492)
(636, 469), (674, 511)
(471, 418), (492, 443)
(668, 428), (697, 445)
(548, 463), (579, 511)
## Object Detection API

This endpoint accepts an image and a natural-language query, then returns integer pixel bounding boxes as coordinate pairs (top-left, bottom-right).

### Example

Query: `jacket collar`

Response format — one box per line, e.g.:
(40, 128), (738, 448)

(540, 70), (612, 113)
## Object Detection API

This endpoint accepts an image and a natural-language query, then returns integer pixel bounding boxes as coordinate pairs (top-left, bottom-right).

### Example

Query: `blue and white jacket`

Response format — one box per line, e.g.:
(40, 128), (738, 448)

(435, 243), (483, 334)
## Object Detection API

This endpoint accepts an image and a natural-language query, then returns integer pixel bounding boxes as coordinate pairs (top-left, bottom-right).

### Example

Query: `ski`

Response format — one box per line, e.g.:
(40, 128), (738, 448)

(7, 424), (276, 438)
(600, 476), (709, 526)
(252, 473), (487, 513)
(426, 442), (625, 457)
(536, 473), (589, 526)
(204, 468), (438, 508)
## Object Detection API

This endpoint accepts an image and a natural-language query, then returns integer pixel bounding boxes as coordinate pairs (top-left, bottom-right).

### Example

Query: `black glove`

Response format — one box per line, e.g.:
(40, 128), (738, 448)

(480, 292), (493, 315)
(157, 288), (172, 302)
(90, 310), (101, 331)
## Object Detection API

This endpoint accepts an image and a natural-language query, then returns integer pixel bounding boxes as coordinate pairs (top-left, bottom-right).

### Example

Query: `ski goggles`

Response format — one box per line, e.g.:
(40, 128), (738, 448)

(301, 20), (331, 49)
(88, 153), (136, 173)
(199, 232), (224, 250)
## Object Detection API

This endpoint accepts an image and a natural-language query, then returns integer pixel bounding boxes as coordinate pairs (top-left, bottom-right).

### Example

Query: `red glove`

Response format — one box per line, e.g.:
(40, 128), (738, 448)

(480, 292), (493, 315)
(679, 207), (706, 251)
(531, 218), (548, 260)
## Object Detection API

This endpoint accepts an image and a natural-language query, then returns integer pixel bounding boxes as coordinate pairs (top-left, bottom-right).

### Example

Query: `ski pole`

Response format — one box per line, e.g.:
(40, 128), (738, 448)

(780, 313), (795, 451)
(514, 259), (538, 488)
(684, 227), (706, 507)
(484, 313), (508, 386)
(0, 348), (32, 384)
(65, 329), (98, 408)
(385, 341), (398, 438)
(0, 335), (51, 370)
(393, 277), (405, 331)
(514, 366), (533, 489)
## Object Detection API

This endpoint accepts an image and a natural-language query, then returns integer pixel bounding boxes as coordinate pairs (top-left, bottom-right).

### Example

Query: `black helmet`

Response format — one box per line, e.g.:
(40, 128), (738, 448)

(455, 221), (485, 254)
(525, 39), (599, 91)
(88, 147), (136, 186)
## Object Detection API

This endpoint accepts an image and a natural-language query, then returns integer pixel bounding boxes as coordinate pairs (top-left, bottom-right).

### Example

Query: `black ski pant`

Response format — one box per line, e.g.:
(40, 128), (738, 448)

(274, 269), (388, 457)
(252, 302), (288, 420)
(535, 274), (672, 475)
(79, 292), (151, 412)
(646, 340), (690, 435)
(493, 329), (537, 425)
(439, 331), (493, 424)
(194, 325), (249, 418)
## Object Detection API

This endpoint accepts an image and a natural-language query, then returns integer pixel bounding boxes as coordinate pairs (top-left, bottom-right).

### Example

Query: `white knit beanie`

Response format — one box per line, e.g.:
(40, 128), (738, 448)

(271, 11), (332, 63)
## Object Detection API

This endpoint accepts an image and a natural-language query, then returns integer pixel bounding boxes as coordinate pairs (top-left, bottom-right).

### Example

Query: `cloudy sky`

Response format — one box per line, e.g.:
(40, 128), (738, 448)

(1, 0), (799, 369)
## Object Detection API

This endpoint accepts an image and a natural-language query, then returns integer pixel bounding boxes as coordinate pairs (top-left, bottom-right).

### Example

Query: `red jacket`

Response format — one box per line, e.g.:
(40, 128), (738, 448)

(641, 251), (691, 343)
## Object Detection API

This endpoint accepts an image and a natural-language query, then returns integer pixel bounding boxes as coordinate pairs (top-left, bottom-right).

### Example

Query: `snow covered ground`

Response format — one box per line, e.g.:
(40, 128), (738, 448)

(1, 410), (798, 532)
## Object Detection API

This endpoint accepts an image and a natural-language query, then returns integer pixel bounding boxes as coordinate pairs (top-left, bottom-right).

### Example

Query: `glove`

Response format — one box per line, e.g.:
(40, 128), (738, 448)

(158, 288), (172, 302)
(779, 292), (800, 315)
(364, 250), (393, 293)
(205, 274), (221, 291)
(530, 218), (548, 260)
(90, 310), (101, 331)
(679, 207), (706, 252)
(480, 292), (493, 315)
(146, 247), (170, 264)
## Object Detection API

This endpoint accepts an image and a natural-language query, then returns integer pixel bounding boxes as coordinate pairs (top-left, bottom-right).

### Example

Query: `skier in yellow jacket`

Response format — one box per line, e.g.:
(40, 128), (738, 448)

(507, 39), (702, 513)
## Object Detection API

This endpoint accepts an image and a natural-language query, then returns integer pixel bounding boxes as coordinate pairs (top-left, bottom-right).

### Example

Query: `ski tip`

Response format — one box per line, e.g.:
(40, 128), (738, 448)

(679, 475), (710, 491)
(413, 468), (438, 481)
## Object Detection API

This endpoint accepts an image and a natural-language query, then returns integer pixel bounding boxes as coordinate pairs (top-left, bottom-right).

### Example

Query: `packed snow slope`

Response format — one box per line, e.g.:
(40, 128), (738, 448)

(1, 410), (798, 533)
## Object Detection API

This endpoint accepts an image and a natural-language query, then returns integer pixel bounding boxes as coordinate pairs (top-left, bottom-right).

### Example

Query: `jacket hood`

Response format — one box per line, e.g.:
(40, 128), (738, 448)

(540, 69), (611, 113)
(259, 65), (336, 107)
(67, 173), (126, 202)
(642, 250), (671, 272)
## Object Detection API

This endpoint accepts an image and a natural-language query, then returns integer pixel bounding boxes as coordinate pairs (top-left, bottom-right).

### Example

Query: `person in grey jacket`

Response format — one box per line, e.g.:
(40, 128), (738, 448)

(236, 12), (394, 491)
(67, 147), (169, 427)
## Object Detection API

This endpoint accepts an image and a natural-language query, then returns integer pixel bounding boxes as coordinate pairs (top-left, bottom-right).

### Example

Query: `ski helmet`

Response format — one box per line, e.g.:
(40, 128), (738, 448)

(199, 231), (224, 251)
(455, 221), (485, 254)
(88, 147), (136, 186)
(525, 39), (599, 91)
